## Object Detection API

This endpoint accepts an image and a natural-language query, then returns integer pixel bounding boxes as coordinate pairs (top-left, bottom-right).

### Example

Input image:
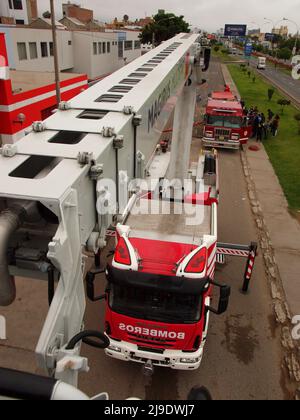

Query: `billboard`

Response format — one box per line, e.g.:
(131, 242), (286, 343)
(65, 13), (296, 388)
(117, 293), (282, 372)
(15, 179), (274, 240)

(265, 33), (276, 42)
(224, 24), (247, 37)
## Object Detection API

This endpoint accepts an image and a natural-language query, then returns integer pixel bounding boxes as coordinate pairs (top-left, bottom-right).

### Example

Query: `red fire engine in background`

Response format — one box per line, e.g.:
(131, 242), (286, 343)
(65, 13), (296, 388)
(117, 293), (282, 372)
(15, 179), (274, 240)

(203, 88), (250, 150)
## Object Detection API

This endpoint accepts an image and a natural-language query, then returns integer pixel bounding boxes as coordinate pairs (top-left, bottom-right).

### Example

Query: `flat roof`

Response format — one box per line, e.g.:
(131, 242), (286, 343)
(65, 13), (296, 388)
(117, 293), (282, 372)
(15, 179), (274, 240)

(211, 91), (236, 101)
(10, 70), (85, 93)
(207, 99), (242, 111)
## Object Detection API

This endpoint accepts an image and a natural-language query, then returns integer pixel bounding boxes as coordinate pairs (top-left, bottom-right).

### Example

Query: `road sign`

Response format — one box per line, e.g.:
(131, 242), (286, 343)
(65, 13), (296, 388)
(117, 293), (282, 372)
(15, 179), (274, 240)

(244, 43), (253, 57)
(224, 24), (247, 37)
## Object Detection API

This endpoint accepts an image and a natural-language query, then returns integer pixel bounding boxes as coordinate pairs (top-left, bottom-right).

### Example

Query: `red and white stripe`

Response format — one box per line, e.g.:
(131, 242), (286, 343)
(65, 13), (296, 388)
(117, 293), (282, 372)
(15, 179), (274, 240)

(245, 251), (256, 280)
(217, 248), (249, 258)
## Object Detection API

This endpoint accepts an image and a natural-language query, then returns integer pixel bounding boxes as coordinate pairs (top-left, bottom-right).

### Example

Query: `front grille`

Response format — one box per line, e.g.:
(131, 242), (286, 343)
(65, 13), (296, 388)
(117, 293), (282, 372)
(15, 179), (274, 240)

(215, 128), (231, 140)
(130, 353), (171, 366)
(127, 332), (177, 348)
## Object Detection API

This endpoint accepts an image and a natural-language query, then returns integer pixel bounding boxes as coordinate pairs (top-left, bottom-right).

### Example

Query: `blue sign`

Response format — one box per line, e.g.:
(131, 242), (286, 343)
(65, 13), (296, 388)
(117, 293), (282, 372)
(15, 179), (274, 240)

(265, 33), (275, 42)
(224, 24), (247, 37)
(244, 43), (253, 57)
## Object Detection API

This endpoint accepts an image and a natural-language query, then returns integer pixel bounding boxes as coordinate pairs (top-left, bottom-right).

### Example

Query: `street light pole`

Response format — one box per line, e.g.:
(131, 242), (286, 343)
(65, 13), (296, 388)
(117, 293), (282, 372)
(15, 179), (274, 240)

(264, 18), (284, 66)
(283, 18), (299, 56)
(50, 0), (61, 105)
(151, 16), (175, 49)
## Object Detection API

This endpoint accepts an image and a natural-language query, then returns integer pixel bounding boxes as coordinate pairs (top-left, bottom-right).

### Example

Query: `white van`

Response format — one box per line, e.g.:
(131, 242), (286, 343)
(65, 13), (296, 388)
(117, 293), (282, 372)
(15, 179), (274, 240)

(257, 57), (266, 70)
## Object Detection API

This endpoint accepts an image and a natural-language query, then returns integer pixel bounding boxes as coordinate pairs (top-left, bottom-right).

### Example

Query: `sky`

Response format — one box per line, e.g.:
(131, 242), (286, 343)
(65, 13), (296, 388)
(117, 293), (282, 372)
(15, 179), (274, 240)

(37, 0), (300, 34)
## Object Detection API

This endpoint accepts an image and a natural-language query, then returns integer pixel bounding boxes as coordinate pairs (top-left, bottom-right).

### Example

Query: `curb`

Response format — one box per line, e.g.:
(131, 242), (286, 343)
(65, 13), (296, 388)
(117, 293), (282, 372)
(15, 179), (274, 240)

(241, 149), (300, 389)
(221, 62), (300, 397)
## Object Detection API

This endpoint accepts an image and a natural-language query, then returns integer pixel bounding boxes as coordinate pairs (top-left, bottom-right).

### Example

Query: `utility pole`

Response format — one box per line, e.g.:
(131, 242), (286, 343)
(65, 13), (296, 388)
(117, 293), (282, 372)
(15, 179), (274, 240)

(50, 0), (61, 105)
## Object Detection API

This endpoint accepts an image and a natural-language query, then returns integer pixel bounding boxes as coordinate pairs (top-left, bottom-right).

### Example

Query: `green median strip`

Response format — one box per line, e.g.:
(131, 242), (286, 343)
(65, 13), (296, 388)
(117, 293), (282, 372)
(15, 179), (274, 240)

(228, 63), (300, 212)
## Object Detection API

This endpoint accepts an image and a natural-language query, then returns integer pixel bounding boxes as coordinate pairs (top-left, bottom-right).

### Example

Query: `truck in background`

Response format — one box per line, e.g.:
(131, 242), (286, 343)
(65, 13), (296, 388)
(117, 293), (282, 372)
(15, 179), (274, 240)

(257, 57), (267, 70)
(203, 89), (250, 150)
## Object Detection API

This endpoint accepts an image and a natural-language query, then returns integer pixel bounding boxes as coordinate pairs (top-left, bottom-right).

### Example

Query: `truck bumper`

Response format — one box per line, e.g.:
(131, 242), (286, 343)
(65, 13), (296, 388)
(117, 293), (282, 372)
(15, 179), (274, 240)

(105, 338), (205, 371)
(203, 137), (240, 150)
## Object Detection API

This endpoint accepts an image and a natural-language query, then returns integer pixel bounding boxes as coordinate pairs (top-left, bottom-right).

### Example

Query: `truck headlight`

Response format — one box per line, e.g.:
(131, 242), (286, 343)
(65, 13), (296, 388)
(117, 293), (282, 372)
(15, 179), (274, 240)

(205, 132), (213, 138)
(180, 358), (199, 364)
(108, 345), (122, 353)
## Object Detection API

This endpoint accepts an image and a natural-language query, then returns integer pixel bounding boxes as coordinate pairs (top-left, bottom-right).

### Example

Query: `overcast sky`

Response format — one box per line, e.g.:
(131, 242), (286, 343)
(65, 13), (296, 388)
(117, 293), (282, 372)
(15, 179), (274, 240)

(37, 0), (300, 33)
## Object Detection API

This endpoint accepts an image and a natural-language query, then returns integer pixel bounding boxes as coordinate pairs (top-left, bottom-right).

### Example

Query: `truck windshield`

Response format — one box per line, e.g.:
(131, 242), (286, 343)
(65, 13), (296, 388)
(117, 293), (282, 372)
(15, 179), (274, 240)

(108, 283), (202, 324)
(207, 115), (242, 128)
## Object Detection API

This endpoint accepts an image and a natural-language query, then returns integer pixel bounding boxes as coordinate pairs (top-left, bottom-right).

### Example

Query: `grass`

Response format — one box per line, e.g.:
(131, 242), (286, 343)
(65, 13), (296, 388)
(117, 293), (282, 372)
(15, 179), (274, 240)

(212, 49), (241, 63)
(228, 63), (300, 211)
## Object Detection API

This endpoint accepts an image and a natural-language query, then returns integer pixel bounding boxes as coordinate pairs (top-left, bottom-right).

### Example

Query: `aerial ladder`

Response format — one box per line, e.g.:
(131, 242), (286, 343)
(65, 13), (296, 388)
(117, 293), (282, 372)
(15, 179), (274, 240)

(0, 33), (256, 394)
(0, 33), (212, 387)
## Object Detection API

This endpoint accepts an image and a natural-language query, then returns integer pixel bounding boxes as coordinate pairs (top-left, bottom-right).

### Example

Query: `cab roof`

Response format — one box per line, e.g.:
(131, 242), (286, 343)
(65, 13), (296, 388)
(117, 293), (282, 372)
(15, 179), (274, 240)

(206, 99), (243, 115)
(211, 91), (236, 101)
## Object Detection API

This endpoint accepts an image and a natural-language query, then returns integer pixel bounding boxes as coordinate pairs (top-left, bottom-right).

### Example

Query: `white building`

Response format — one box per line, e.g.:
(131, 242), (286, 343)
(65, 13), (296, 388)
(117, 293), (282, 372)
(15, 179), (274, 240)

(0, 26), (142, 80)
(0, 0), (36, 25)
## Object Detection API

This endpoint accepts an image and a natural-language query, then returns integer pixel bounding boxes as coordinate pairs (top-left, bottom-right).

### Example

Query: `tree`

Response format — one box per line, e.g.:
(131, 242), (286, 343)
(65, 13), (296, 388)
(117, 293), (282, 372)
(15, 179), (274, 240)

(268, 88), (275, 102)
(140, 12), (190, 45)
(43, 11), (51, 19)
(294, 114), (300, 134)
(123, 15), (129, 23)
(277, 47), (292, 61)
(214, 46), (220, 52)
(277, 99), (291, 114)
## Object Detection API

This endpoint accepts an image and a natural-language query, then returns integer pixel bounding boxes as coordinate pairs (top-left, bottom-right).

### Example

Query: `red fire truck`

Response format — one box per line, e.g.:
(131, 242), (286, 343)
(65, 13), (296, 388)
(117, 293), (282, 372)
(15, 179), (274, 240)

(102, 150), (226, 372)
(203, 90), (249, 150)
(86, 148), (257, 374)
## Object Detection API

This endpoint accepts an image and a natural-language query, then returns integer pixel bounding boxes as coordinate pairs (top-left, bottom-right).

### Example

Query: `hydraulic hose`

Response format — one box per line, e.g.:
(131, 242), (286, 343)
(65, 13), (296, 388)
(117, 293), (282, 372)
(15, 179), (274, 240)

(0, 201), (37, 306)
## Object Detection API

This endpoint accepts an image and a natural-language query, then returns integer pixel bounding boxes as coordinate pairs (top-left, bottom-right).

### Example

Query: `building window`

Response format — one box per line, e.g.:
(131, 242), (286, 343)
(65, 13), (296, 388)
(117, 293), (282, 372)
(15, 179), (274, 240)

(17, 42), (27, 60)
(107, 42), (110, 53)
(93, 42), (97, 55)
(12, 0), (23, 10)
(134, 41), (141, 50)
(49, 42), (54, 56)
(41, 42), (48, 57)
(118, 41), (123, 58)
(98, 42), (102, 54)
(16, 19), (25, 25)
(29, 42), (38, 59)
(102, 42), (106, 54)
(8, 0), (13, 9)
(125, 41), (133, 51)
(68, 40), (72, 46)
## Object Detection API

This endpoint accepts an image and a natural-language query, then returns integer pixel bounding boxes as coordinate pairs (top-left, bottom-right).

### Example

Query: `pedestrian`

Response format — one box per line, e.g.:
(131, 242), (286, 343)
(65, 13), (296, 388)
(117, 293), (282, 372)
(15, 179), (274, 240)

(271, 115), (280, 137)
(262, 122), (268, 140)
(267, 109), (274, 122)
(256, 120), (263, 142)
(252, 113), (261, 138)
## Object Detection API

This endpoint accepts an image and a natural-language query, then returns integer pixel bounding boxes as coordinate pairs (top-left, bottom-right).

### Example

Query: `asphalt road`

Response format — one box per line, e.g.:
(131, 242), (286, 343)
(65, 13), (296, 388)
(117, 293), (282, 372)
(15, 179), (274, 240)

(78, 59), (296, 400)
(0, 59), (296, 400)
(248, 56), (300, 105)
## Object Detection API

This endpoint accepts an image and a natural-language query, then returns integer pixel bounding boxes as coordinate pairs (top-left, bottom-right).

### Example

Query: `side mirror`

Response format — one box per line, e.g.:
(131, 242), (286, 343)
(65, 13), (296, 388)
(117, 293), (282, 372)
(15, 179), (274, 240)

(86, 271), (106, 302)
(207, 280), (231, 315)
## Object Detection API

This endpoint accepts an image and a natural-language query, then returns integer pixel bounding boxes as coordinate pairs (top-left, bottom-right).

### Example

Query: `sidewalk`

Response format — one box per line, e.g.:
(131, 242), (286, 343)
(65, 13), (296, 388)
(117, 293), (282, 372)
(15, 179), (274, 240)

(222, 64), (300, 318)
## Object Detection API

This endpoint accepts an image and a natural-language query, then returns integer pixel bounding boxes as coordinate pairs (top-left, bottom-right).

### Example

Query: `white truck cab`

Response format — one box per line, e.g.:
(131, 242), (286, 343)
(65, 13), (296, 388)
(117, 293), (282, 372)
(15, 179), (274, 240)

(257, 57), (266, 70)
